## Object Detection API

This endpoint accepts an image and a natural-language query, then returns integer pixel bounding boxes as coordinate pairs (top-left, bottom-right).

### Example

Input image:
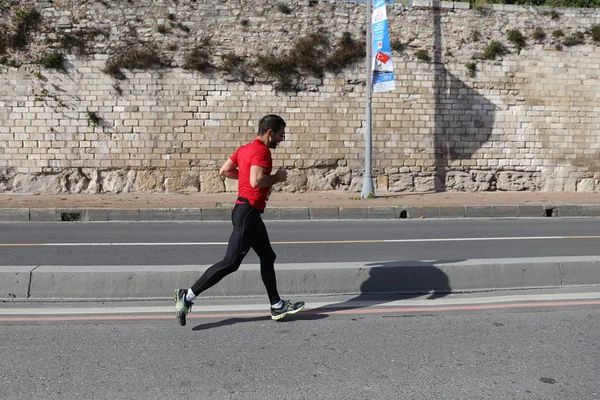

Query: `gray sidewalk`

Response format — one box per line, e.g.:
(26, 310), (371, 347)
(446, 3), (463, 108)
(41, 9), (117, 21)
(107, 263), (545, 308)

(2, 191), (600, 221)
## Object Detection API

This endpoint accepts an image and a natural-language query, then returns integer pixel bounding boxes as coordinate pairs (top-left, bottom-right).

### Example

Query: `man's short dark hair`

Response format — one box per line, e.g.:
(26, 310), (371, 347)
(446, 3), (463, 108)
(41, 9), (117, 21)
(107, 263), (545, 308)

(258, 114), (286, 135)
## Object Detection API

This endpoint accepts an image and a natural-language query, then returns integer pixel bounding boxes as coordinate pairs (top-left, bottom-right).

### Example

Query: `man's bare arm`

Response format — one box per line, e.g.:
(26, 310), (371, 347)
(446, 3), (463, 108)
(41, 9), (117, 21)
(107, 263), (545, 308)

(250, 165), (287, 188)
(219, 158), (239, 180)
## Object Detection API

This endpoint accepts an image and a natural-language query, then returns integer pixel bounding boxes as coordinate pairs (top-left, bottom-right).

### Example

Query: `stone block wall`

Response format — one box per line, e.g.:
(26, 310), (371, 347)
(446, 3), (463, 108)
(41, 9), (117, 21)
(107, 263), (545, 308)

(0, 0), (599, 193)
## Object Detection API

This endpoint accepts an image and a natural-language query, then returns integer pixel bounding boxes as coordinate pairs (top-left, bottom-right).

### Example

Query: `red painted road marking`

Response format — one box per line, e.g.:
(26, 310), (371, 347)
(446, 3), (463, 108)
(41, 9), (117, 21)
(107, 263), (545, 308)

(1, 300), (599, 323)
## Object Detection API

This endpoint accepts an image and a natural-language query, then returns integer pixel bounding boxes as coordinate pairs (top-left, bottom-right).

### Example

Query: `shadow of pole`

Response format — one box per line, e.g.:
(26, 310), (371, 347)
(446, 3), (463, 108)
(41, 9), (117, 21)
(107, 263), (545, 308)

(433, 6), (448, 192)
(278, 261), (453, 320)
(432, 6), (497, 192)
(192, 261), (454, 330)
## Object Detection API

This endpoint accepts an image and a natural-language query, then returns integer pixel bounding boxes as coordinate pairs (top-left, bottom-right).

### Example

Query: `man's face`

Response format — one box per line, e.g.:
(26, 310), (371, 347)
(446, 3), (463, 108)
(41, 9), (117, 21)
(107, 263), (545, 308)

(268, 128), (285, 149)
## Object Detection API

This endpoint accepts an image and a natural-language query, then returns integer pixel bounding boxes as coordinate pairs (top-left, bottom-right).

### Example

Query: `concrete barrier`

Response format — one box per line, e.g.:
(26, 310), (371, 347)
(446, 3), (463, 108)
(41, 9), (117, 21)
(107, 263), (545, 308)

(3, 256), (600, 301)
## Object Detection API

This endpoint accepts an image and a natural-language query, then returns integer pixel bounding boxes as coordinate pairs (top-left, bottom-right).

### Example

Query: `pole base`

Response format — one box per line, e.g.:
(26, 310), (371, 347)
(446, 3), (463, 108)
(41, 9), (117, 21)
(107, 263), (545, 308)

(360, 176), (375, 199)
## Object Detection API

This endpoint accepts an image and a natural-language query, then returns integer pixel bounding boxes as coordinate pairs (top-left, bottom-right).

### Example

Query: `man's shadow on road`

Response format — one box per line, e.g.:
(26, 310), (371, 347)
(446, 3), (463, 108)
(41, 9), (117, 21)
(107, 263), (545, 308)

(192, 260), (455, 331)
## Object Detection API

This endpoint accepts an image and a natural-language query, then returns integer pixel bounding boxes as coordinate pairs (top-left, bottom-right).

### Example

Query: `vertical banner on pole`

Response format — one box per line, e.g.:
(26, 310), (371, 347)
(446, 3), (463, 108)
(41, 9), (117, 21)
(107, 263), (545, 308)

(372, 0), (395, 93)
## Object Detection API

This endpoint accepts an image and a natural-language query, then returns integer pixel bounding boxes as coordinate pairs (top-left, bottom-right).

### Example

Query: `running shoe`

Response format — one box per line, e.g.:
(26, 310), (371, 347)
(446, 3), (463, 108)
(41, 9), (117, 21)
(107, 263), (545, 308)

(271, 300), (305, 321)
(174, 288), (193, 326)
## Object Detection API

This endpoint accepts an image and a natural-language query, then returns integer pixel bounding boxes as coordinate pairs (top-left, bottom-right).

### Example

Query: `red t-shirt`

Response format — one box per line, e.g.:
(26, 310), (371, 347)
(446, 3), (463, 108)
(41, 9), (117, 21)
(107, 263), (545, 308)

(230, 138), (272, 211)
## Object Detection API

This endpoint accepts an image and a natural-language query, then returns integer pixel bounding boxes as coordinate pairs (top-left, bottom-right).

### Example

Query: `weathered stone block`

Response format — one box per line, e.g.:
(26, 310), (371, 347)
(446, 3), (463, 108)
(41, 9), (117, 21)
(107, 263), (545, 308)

(278, 170), (308, 192)
(497, 172), (540, 191)
(389, 174), (413, 192)
(200, 171), (225, 193)
(376, 175), (389, 191)
(136, 171), (164, 192)
(414, 176), (436, 192)
(577, 179), (596, 192)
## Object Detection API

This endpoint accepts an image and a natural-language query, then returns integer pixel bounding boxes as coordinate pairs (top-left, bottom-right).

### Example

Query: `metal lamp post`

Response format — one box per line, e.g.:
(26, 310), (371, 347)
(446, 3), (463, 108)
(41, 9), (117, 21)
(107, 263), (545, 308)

(361, 0), (375, 199)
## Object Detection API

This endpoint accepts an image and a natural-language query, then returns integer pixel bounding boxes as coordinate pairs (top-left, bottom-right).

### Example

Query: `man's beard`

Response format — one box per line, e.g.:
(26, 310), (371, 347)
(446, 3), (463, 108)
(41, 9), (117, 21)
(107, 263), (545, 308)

(268, 138), (278, 149)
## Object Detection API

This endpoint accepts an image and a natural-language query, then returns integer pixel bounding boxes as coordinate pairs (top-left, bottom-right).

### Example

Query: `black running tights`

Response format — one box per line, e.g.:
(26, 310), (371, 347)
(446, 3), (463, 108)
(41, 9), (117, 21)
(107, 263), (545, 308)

(190, 202), (281, 305)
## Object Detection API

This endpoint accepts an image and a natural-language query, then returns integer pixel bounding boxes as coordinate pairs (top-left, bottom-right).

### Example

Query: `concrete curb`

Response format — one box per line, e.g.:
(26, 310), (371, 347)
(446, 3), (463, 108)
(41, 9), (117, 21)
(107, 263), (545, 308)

(1, 204), (599, 222)
(3, 256), (600, 300)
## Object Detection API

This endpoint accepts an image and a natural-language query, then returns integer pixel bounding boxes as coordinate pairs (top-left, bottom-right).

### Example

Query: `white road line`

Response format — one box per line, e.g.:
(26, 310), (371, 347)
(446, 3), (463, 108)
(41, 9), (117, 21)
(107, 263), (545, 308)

(2, 235), (599, 247)
(2, 292), (600, 315)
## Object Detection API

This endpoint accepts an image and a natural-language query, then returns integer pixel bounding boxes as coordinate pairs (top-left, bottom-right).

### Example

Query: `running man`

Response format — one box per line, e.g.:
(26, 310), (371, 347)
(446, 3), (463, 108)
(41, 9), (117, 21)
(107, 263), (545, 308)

(174, 114), (305, 326)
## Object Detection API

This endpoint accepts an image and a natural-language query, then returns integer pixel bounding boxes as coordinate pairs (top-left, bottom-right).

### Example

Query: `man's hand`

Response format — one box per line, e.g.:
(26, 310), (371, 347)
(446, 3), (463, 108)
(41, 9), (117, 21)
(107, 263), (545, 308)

(273, 169), (287, 184)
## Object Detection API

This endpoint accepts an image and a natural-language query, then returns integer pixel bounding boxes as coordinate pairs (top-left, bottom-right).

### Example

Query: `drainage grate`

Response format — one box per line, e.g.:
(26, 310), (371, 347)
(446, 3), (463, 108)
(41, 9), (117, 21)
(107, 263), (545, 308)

(61, 212), (82, 222)
(398, 210), (408, 219)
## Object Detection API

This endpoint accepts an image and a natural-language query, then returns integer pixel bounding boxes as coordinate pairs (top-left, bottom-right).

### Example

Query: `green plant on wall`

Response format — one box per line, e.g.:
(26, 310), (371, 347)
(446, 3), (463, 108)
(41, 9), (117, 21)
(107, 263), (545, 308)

(507, 29), (526, 51)
(465, 61), (477, 78)
(38, 51), (65, 71)
(471, 0), (488, 11)
(326, 32), (364, 73)
(104, 45), (162, 78)
(176, 23), (190, 33)
(591, 24), (600, 42)
(482, 40), (508, 60)
(414, 49), (431, 63)
(390, 39), (405, 53)
(255, 53), (298, 91)
(533, 27), (546, 42)
(0, 31), (7, 56)
(220, 52), (252, 82)
(563, 31), (585, 46)
(220, 53), (244, 73)
(183, 38), (213, 72)
(59, 33), (87, 55)
(470, 30), (481, 42)
(293, 32), (330, 78)
(86, 110), (101, 126)
(57, 27), (109, 56)
(0, 5), (41, 57)
(278, 3), (292, 14)
(255, 31), (364, 91)
(10, 6), (41, 49)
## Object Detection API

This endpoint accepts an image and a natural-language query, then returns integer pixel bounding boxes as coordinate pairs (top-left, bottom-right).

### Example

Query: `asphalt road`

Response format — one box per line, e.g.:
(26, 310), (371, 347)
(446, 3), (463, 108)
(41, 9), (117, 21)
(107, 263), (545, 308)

(2, 291), (599, 400)
(0, 219), (599, 266)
